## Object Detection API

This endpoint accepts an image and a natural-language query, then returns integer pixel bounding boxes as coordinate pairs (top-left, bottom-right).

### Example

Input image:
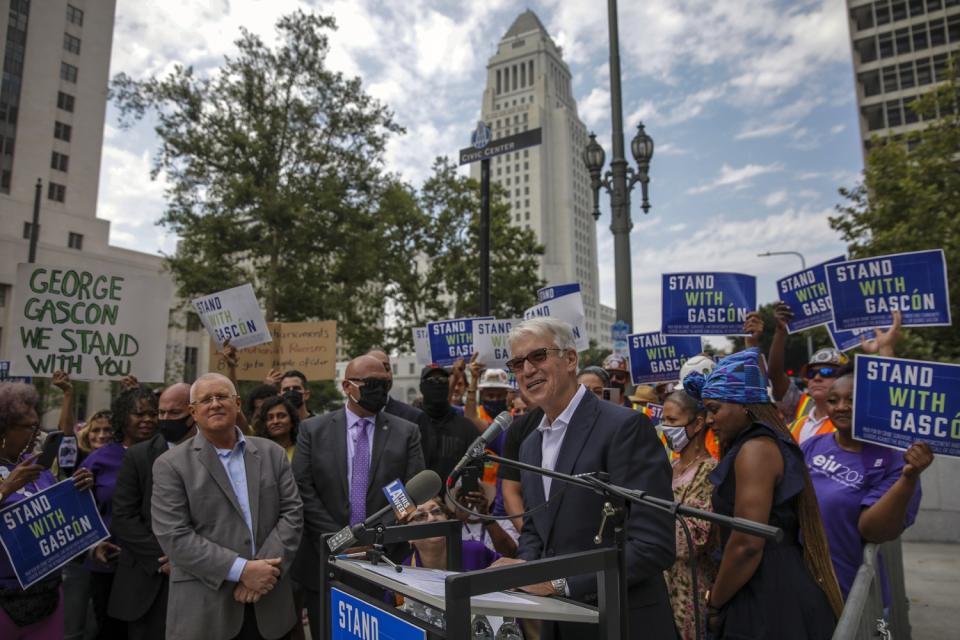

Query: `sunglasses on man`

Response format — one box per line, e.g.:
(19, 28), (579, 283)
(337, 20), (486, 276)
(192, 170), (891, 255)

(804, 366), (837, 379)
(505, 348), (565, 373)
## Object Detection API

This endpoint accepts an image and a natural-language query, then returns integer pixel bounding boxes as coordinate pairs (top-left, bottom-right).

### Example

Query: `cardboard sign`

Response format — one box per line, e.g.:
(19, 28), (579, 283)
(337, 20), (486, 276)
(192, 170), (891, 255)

(472, 318), (522, 368)
(426, 317), (491, 367)
(412, 327), (432, 367)
(192, 284), (271, 350)
(825, 249), (951, 330)
(853, 354), (960, 458)
(6, 263), (171, 381)
(777, 256), (846, 333)
(627, 332), (703, 384)
(0, 480), (109, 589)
(661, 272), (756, 336)
(524, 283), (589, 350)
(208, 321), (336, 381)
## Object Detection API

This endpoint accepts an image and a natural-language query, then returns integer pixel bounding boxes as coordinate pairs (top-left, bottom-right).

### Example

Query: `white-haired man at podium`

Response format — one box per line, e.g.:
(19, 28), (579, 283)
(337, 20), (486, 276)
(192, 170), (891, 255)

(493, 318), (677, 639)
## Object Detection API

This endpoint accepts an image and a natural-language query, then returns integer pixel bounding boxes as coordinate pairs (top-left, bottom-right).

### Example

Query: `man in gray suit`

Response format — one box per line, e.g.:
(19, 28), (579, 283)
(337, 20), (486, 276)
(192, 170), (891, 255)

(293, 354), (425, 635)
(152, 373), (303, 640)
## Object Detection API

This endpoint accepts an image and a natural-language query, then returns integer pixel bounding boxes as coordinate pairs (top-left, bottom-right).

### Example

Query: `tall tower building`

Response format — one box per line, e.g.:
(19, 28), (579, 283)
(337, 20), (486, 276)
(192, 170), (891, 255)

(0, 0), (208, 409)
(847, 0), (960, 157)
(472, 10), (616, 348)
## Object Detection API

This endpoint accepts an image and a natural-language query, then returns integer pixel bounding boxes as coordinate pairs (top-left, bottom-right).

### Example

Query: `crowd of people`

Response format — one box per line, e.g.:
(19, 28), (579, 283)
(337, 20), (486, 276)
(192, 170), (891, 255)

(0, 307), (935, 640)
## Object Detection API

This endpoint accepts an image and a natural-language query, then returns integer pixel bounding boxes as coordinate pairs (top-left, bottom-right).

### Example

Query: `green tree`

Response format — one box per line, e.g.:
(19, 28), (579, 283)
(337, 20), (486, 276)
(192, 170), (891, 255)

(578, 340), (612, 368)
(831, 57), (960, 361)
(110, 11), (402, 354)
(382, 158), (546, 352)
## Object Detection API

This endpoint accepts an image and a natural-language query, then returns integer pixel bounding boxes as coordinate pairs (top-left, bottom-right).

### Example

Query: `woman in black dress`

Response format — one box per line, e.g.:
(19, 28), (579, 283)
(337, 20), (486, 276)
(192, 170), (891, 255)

(684, 348), (843, 639)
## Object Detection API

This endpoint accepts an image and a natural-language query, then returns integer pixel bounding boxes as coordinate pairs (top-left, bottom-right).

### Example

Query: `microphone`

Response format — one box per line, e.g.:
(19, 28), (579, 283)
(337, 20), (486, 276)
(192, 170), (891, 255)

(327, 469), (441, 553)
(447, 411), (513, 487)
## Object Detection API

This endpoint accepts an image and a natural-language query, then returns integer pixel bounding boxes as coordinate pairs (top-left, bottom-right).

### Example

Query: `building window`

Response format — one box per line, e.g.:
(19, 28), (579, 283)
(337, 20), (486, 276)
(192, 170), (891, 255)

(0, 285), (6, 307)
(2, 137), (13, 156)
(183, 347), (198, 383)
(66, 4), (84, 26)
(57, 91), (75, 112)
(186, 312), (202, 331)
(60, 62), (78, 83)
(68, 232), (83, 250)
(54, 121), (72, 142)
(22, 221), (36, 239)
(48, 182), (66, 202)
(51, 152), (69, 172)
(63, 33), (81, 54)
(1, 170), (10, 192)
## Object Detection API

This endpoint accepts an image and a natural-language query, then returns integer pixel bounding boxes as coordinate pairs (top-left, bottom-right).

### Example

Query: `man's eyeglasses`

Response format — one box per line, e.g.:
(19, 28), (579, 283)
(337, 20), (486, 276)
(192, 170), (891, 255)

(346, 378), (392, 392)
(805, 366), (837, 380)
(505, 348), (565, 373)
(191, 394), (237, 407)
(410, 507), (446, 523)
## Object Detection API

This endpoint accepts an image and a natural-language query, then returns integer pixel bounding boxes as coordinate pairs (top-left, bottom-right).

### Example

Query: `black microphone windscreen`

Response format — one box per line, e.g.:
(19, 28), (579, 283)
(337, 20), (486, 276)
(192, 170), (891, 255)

(405, 469), (442, 505)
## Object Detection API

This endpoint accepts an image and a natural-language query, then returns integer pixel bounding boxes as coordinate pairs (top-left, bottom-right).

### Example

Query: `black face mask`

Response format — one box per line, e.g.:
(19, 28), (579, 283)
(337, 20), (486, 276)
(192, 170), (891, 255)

(350, 379), (390, 414)
(482, 399), (508, 418)
(282, 389), (304, 409)
(420, 381), (450, 418)
(158, 416), (193, 444)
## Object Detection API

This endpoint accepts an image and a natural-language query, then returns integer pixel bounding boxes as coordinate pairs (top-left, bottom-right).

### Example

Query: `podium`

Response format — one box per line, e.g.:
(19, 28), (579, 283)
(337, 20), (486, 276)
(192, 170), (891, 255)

(321, 521), (618, 639)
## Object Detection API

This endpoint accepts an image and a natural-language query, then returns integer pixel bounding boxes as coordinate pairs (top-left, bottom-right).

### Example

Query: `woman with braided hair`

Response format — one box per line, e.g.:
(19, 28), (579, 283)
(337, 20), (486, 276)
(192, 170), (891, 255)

(684, 348), (842, 639)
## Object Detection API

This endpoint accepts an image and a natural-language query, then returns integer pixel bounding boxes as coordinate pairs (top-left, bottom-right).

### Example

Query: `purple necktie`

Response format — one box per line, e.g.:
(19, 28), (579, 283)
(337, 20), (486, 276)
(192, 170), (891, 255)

(349, 419), (371, 526)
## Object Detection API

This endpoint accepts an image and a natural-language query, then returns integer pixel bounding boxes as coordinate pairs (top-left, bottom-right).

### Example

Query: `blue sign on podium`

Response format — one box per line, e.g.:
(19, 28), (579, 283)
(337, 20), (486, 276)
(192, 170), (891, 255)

(331, 587), (426, 639)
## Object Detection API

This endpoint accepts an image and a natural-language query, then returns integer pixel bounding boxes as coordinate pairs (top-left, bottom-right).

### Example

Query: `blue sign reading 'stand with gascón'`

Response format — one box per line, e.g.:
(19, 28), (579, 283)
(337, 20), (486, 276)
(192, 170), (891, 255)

(331, 587), (426, 639)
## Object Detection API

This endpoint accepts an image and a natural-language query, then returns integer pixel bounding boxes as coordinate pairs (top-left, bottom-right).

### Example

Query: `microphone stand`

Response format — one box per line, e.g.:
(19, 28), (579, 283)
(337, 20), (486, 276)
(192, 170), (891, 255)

(334, 522), (403, 573)
(483, 453), (783, 640)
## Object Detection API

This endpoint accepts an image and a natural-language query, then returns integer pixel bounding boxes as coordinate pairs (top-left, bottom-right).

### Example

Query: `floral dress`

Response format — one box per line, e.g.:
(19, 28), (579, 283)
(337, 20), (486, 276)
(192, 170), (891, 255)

(664, 457), (719, 639)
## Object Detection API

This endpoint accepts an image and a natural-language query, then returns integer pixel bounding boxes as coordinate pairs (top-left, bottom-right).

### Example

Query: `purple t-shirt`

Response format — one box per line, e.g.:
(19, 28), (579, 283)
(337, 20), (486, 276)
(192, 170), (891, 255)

(0, 461), (57, 589)
(405, 539), (500, 571)
(802, 433), (921, 600)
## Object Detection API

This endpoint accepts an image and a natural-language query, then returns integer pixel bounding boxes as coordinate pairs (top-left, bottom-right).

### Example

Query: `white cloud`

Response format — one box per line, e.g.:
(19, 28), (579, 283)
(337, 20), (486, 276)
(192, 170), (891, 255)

(830, 124), (846, 134)
(764, 190), (788, 207)
(688, 162), (784, 194)
(580, 87), (612, 128)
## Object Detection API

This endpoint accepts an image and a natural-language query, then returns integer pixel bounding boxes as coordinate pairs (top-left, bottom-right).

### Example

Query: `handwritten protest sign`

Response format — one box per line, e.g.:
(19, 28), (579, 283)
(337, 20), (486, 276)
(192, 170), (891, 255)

(627, 332), (703, 384)
(209, 321), (336, 381)
(412, 327), (432, 367)
(6, 263), (171, 381)
(853, 354), (960, 458)
(192, 284), (271, 351)
(661, 272), (756, 336)
(0, 480), (109, 589)
(524, 283), (589, 350)
(426, 317), (491, 366)
(777, 256), (845, 333)
(473, 318), (522, 368)
(825, 249), (951, 330)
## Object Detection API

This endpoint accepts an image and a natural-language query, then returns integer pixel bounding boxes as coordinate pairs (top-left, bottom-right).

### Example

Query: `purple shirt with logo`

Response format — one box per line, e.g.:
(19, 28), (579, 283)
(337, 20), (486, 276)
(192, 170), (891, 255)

(802, 433), (921, 601)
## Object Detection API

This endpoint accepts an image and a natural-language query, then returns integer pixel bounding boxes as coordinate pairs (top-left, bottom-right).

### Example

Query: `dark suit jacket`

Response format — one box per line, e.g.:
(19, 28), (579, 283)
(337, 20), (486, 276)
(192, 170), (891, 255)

(518, 390), (676, 637)
(292, 408), (425, 590)
(109, 433), (169, 622)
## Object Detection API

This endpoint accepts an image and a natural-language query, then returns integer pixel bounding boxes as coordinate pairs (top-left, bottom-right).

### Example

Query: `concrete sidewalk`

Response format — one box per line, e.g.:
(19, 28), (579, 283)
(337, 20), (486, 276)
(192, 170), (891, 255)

(902, 542), (960, 637)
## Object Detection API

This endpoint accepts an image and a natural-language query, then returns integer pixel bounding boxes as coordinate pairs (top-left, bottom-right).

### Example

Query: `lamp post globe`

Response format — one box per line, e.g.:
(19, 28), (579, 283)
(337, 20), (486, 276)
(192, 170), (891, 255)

(630, 123), (654, 213)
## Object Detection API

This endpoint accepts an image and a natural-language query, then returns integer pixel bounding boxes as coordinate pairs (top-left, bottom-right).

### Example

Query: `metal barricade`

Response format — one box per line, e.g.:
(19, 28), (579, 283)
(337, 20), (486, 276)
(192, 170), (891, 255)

(832, 540), (911, 640)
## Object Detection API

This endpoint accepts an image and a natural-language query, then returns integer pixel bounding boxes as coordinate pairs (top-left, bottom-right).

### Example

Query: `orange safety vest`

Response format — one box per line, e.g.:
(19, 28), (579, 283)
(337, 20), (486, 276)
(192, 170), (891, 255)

(794, 392), (815, 422)
(789, 414), (836, 443)
(477, 405), (500, 484)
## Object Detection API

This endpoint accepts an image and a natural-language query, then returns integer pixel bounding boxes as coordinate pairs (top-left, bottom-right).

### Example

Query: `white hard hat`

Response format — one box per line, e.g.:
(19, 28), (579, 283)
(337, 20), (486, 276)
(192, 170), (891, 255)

(478, 368), (513, 390)
(679, 355), (715, 383)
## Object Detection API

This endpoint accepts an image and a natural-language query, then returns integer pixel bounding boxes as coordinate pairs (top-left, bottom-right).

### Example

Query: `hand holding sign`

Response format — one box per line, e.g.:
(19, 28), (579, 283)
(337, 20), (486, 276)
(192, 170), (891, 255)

(1, 454), (42, 498)
(901, 441), (934, 479)
(743, 311), (764, 348)
(859, 310), (902, 357)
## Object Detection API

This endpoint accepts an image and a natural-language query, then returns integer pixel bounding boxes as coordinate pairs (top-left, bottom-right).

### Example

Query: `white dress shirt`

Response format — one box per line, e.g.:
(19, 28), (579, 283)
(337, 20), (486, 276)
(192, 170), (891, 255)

(536, 384), (587, 496)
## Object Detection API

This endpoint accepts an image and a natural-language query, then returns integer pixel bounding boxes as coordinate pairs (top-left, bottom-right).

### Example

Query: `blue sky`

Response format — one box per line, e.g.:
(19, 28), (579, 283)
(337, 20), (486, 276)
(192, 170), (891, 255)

(99, 0), (861, 334)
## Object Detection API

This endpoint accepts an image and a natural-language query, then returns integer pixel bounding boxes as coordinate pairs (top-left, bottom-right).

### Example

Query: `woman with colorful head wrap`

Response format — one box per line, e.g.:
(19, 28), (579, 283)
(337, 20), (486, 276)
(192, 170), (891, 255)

(684, 348), (843, 639)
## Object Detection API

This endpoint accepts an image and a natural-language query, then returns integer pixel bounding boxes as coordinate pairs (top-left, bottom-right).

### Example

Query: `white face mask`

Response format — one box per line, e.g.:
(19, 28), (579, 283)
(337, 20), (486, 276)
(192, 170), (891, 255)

(661, 425), (690, 452)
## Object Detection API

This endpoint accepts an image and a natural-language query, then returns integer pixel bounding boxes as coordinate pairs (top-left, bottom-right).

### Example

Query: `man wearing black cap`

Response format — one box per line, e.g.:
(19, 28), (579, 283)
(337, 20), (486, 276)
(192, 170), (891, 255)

(417, 365), (479, 481)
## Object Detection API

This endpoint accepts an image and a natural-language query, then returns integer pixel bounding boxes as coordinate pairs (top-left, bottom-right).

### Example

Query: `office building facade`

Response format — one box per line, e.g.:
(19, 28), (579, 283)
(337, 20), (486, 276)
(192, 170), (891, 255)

(472, 10), (616, 348)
